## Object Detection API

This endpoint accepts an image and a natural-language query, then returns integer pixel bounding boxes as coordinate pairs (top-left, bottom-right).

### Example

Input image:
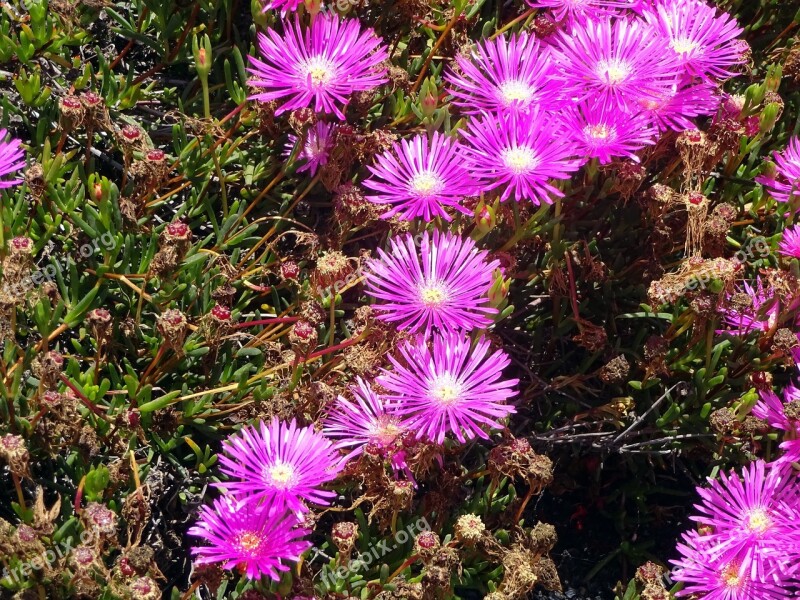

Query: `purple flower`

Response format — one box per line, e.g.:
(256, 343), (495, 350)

(779, 225), (800, 259)
(217, 417), (343, 514)
(758, 137), (800, 207)
(364, 230), (500, 338)
(718, 278), (779, 336)
(552, 17), (679, 112)
(676, 460), (800, 598)
(643, 0), (745, 82)
(189, 495), (310, 581)
(561, 100), (656, 164)
(0, 129), (24, 189)
(754, 384), (800, 433)
(285, 121), (336, 176)
(461, 109), (582, 204)
(363, 132), (480, 222)
(673, 531), (794, 600)
(445, 32), (557, 115)
(638, 81), (721, 132)
(524, 0), (635, 25)
(323, 376), (409, 462)
(378, 332), (518, 445)
(248, 13), (388, 119)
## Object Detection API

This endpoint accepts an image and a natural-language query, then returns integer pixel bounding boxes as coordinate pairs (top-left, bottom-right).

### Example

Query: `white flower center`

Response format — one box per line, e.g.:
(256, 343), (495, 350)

(266, 462), (297, 488)
(369, 415), (404, 446)
(498, 79), (535, 105)
(501, 146), (538, 175)
(745, 508), (772, 534)
(670, 37), (699, 54)
(584, 124), (615, 141)
(410, 170), (444, 197)
(418, 280), (450, 307)
(596, 59), (631, 85)
(303, 56), (335, 87)
(430, 374), (463, 405)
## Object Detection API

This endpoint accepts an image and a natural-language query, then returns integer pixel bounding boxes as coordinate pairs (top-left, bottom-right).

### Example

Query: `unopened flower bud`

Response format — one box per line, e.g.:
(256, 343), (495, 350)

(474, 201), (496, 234)
(487, 269), (511, 308)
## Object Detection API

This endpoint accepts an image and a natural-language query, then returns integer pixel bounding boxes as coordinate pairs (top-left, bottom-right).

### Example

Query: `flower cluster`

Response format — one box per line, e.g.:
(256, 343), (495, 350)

(189, 418), (341, 580)
(672, 460), (800, 598)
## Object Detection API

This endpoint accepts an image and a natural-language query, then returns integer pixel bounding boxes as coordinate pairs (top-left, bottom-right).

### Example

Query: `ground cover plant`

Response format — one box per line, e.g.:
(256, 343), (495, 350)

(1, 0), (800, 598)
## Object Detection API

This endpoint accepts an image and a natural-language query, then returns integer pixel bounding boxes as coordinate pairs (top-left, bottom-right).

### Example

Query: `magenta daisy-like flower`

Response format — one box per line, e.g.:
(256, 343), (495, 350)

(323, 376), (409, 461)
(672, 531), (793, 600)
(638, 81), (721, 132)
(779, 225), (800, 259)
(754, 384), (800, 433)
(524, 0), (634, 25)
(552, 17), (679, 112)
(561, 100), (656, 164)
(687, 460), (800, 582)
(445, 32), (557, 115)
(363, 132), (479, 222)
(758, 137), (800, 207)
(217, 417), (343, 514)
(461, 109), (582, 204)
(248, 13), (388, 119)
(718, 278), (780, 336)
(189, 495), (311, 581)
(0, 129), (24, 189)
(643, 0), (745, 82)
(364, 229), (500, 337)
(285, 121), (336, 176)
(377, 332), (518, 445)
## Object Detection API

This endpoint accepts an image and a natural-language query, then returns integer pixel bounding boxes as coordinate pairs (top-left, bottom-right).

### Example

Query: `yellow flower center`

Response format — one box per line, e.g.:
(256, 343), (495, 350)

(303, 56), (335, 86)
(267, 462), (297, 488)
(670, 37), (699, 54)
(499, 80), (534, 105)
(501, 146), (538, 175)
(410, 171), (444, 197)
(745, 508), (772, 534)
(430, 375), (463, 405)
(236, 531), (263, 553)
(721, 563), (743, 589)
(596, 59), (631, 85)
(419, 281), (449, 307)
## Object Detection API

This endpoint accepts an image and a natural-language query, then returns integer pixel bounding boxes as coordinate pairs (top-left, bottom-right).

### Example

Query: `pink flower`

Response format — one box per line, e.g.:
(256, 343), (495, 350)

(643, 0), (746, 82)
(363, 132), (480, 222)
(461, 108), (582, 204)
(364, 230), (500, 338)
(561, 100), (656, 164)
(718, 278), (780, 336)
(445, 32), (557, 115)
(552, 17), (680, 113)
(248, 13), (388, 119)
(378, 332), (518, 445)
(189, 495), (310, 581)
(524, 0), (636, 26)
(779, 225), (800, 259)
(638, 81), (721, 132)
(285, 121), (336, 176)
(0, 129), (24, 189)
(758, 137), (800, 207)
(217, 418), (343, 514)
(323, 376), (410, 462)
